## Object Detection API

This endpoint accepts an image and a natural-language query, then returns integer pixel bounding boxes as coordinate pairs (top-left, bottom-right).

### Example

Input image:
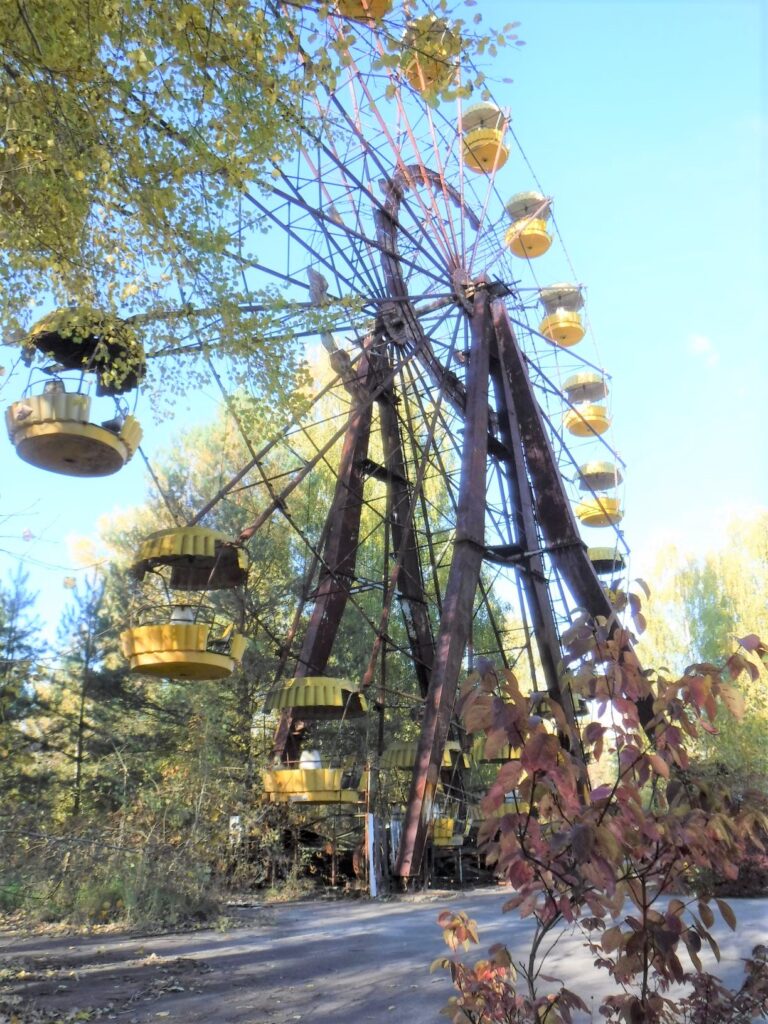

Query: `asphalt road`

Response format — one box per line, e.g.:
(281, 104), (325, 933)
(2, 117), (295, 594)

(2, 891), (766, 1023)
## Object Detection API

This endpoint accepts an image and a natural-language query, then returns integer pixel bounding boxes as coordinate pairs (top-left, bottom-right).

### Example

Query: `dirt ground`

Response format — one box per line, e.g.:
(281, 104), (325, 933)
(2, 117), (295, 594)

(1, 891), (766, 1024)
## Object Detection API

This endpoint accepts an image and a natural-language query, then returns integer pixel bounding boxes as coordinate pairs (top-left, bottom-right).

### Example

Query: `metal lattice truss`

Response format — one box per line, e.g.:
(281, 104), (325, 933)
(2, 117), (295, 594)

(179, 15), (634, 880)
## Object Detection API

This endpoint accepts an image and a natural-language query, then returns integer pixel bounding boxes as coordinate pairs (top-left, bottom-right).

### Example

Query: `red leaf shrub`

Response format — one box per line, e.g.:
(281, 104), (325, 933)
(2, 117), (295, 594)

(437, 610), (768, 1022)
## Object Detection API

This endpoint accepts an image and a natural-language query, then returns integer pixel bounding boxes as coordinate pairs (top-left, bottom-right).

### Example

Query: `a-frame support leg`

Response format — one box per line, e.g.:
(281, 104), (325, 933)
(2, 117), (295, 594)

(273, 355), (375, 761)
(491, 300), (653, 730)
(395, 286), (493, 881)
(375, 363), (436, 698)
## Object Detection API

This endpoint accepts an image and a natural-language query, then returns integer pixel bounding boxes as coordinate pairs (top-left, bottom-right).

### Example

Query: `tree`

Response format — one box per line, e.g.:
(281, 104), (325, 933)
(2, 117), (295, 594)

(436, 606), (768, 1023)
(45, 574), (131, 817)
(638, 512), (768, 776)
(1, 1), (519, 406)
(0, 569), (43, 805)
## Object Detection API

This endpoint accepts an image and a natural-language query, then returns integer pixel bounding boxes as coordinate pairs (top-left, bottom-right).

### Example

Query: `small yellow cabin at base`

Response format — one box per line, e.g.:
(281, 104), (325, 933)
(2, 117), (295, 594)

(120, 622), (247, 680)
(262, 767), (365, 804)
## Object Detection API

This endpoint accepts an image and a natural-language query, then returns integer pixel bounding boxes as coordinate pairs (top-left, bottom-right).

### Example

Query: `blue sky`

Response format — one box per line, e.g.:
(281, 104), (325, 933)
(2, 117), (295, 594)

(1, 0), (765, 632)
(495, 0), (766, 563)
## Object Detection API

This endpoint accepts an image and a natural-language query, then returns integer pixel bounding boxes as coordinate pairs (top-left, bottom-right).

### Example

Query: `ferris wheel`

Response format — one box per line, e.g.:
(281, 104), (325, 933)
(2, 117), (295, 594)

(243, 6), (628, 879)
(3, 2), (631, 884)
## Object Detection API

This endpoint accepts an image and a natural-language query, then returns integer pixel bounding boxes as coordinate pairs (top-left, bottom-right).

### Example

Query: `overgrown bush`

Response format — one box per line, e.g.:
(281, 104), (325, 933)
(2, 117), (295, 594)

(691, 847), (768, 900)
(0, 814), (223, 928)
(436, 616), (768, 1023)
(679, 766), (768, 899)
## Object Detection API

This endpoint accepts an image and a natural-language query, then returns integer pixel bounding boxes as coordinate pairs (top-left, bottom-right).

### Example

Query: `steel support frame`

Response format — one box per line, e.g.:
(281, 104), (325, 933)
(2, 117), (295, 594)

(274, 342), (440, 761)
(394, 285), (493, 881)
(489, 337), (573, 719)
(491, 301), (653, 729)
(493, 331), (581, 733)
(273, 353), (376, 761)
(375, 360), (436, 698)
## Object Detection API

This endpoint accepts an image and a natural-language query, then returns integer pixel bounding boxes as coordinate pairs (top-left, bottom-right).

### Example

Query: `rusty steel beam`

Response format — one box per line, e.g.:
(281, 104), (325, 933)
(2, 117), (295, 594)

(490, 333), (586, 749)
(273, 352), (375, 761)
(378, 371), (471, 817)
(490, 300), (653, 729)
(376, 362), (436, 698)
(395, 285), (493, 881)
(489, 344), (562, 696)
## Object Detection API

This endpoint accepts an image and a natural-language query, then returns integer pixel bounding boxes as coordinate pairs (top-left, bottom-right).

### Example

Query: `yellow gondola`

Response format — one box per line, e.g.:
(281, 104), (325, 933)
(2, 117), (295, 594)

(563, 403), (611, 437)
(402, 15), (460, 95)
(538, 283), (585, 346)
(120, 622), (247, 680)
(6, 390), (141, 477)
(504, 192), (552, 258)
(336, 0), (391, 20)
(578, 461), (623, 491)
(263, 676), (368, 720)
(130, 526), (248, 590)
(589, 547), (626, 575)
(262, 767), (365, 804)
(563, 372), (608, 406)
(462, 103), (509, 174)
(381, 739), (469, 770)
(575, 495), (623, 528)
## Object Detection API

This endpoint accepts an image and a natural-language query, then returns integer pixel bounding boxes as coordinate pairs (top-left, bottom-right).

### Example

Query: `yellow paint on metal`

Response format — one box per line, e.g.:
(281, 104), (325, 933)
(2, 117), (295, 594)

(120, 622), (247, 680)
(229, 634), (248, 662)
(578, 461), (623, 490)
(539, 310), (585, 346)
(336, 0), (391, 19)
(263, 676), (367, 719)
(462, 129), (509, 173)
(471, 734), (520, 764)
(505, 217), (552, 258)
(432, 818), (463, 846)
(131, 527), (248, 590)
(262, 768), (364, 804)
(119, 416), (142, 456)
(588, 547), (626, 575)
(563, 404), (610, 437)
(402, 17), (458, 94)
(6, 393), (141, 476)
(381, 739), (468, 770)
(575, 495), (623, 528)
(563, 372), (608, 405)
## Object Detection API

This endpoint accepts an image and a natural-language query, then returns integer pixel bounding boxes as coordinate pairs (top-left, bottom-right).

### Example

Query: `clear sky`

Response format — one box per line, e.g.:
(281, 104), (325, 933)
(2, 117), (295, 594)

(1, 0), (765, 632)
(493, 0), (766, 568)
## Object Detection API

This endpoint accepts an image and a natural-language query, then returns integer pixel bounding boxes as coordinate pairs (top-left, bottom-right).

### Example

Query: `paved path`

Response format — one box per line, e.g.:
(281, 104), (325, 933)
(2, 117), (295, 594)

(1, 892), (765, 1022)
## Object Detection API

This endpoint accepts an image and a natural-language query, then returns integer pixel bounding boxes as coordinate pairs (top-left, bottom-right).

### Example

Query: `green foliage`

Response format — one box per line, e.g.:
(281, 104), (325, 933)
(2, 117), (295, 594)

(1, 1), (304, 306)
(22, 306), (145, 393)
(639, 512), (768, 777)
(0, 569), (44, 805)
(0, 819), (221, 926)
(0, 1), (520, 409)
